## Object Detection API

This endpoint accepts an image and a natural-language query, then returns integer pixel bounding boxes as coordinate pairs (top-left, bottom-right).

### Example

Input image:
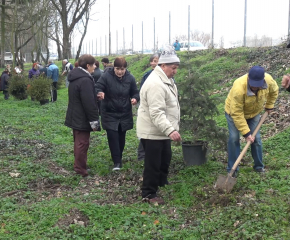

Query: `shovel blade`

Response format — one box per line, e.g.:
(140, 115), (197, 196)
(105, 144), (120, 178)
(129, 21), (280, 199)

(215, 174), (237, 193)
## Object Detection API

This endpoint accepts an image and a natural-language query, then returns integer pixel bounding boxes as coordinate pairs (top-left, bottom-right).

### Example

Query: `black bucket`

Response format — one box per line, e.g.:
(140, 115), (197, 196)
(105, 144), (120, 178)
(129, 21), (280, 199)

(182, 141), (208, 166)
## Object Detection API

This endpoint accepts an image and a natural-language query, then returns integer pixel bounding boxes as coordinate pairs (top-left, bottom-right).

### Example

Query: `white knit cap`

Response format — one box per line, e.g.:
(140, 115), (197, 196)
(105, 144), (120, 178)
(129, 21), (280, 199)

(158, 45), (180, 64)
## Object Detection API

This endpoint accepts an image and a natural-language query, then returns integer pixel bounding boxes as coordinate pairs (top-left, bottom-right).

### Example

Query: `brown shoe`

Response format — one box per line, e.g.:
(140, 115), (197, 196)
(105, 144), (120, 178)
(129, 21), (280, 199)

(149, 197), (165, 205)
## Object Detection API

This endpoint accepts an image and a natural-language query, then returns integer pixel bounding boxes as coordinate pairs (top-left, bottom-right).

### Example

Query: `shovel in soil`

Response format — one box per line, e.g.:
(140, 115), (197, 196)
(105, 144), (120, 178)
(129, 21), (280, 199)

(215, 112), (268, 193)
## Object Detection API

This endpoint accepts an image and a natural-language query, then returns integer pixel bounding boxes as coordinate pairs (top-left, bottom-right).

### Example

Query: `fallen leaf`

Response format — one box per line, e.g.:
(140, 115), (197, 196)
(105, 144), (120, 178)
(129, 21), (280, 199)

(9, 172), (20, 178)
(95, 181), (100, 186)
(141, 211), (146, 215)
(234, 220), (240, 227)
(154, 220), (160, 225)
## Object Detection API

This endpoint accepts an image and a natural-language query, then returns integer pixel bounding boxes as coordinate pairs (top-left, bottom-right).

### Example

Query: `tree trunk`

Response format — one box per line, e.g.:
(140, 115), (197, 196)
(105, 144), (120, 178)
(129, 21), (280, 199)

(75, 12), (89, 60)
(0, 0), (5, 68)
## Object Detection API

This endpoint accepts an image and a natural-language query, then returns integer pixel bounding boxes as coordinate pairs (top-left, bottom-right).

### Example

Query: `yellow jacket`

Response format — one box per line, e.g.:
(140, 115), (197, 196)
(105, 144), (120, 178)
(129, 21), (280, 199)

(225, 73), (278, 136)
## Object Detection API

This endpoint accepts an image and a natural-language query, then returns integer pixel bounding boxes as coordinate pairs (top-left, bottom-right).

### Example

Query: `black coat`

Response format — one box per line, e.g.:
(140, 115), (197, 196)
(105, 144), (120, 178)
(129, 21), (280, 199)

(95, 68), (139, 131)
(91, 68), (103, 84)
(0, 72), (9, 91)
(65, 68), (99, 131)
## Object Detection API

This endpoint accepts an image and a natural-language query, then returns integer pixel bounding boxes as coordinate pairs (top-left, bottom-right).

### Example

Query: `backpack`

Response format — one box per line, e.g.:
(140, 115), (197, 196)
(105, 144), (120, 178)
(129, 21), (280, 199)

(69, 63), (73, 71)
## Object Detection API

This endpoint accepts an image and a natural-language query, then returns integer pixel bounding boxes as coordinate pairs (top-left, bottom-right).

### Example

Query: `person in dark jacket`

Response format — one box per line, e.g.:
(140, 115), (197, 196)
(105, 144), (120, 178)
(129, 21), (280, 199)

(64, 54), (100, 177)
(47, 59), (59, 102)
(1, 68), (10, 99)
(92, 60), (103, 115)
(91, 60), (103, 84)
(28, 62), (40, 79)
(96, 57), (139, 171)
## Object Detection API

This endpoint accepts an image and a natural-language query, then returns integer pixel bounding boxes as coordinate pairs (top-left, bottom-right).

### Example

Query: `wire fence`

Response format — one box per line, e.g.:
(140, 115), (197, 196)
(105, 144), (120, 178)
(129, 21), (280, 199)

(70, 0), (289, 58)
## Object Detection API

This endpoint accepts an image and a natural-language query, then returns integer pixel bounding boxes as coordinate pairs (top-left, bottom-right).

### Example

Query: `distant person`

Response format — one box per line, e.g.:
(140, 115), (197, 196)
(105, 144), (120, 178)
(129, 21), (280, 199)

(6, 64), (11, 74)
(65, 54), (100, 177)
(1, 68), (10, 100)
(101, 57), (113, 73)
(14, 63), (22, 74)
(138, 53), (159, 161)
(91, 60), (103, 84)
(47, 59), (59, 102)
(173, 40), (181, 51)
(92, 60), (104, 114)
(37, 63), (44, 70)
(39, 65), (47, 76)
(140, 54), (159, 89)
(225, 66), (278, 176)
(101, 57), (109, 69)
(62, 59), (73, 87)
(28, 63), (40, 79)
(96, 57), (139, 171)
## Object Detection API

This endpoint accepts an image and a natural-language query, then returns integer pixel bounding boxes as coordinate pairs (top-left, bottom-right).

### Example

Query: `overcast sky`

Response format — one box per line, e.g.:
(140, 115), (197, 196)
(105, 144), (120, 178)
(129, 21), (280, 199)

(69, 0), (289, 54)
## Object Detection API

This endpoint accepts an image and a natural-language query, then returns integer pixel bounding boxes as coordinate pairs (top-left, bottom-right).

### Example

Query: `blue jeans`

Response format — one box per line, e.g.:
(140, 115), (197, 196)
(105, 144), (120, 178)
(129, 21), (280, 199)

(225, 113), (263, 172)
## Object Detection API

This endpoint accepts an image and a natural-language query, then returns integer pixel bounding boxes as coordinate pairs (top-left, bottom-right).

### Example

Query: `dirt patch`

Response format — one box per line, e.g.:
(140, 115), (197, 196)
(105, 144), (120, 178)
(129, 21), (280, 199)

(0, 138), (53, 160)
(54, 208), (89, 228)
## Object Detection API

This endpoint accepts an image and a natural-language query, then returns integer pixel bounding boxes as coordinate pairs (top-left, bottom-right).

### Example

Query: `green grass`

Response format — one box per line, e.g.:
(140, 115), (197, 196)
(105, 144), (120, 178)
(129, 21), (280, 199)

(1, 47), (290, 239)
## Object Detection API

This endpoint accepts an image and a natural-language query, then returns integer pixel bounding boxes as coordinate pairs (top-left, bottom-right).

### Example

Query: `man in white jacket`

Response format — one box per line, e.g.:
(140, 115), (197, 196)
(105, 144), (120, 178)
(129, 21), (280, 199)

(137, 46), (181, 205)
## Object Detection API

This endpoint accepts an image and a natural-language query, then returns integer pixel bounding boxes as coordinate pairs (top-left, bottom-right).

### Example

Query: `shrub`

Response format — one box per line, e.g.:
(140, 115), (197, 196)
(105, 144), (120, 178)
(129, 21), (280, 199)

(179, 67), (227, 149)
(27, 76), (52, 101)
(8, 75), (28, 100)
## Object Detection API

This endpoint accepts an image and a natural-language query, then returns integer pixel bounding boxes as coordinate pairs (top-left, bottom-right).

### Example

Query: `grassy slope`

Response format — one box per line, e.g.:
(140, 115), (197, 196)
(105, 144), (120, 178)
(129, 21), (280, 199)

(1, 49), (290, 239)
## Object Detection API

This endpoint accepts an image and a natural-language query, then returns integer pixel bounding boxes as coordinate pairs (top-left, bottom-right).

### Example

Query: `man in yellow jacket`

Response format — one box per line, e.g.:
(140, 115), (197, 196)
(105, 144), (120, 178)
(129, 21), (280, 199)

(225, 66), (278, 176)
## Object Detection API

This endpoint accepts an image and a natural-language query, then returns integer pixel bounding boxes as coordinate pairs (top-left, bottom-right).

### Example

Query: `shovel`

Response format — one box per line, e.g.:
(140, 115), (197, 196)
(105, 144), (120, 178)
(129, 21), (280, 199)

(215, 112), (268, 193)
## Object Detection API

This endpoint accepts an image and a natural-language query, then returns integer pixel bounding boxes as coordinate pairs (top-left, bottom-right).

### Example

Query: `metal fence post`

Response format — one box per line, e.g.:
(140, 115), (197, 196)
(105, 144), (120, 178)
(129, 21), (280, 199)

(211, 0), (214, 48)
(154, 17), (155, 52)
(169, 11), (171, 45)
(188, 5), (190, 51)
(243, 0), (247, 47)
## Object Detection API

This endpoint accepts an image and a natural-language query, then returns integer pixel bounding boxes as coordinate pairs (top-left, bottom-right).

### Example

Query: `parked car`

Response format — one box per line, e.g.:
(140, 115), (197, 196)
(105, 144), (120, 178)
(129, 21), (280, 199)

(180, 41), (207, 51)
(2, 52), (26, 64)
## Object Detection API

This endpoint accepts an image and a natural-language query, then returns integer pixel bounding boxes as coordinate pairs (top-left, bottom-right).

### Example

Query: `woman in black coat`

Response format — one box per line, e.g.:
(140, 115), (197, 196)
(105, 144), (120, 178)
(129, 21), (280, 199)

(65, 54), (100, 177)
(96, 57), (139, 170)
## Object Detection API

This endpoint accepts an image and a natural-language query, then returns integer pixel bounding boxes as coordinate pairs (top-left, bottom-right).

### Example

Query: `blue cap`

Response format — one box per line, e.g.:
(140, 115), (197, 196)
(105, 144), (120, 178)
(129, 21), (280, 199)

(248, 66), (265, 87)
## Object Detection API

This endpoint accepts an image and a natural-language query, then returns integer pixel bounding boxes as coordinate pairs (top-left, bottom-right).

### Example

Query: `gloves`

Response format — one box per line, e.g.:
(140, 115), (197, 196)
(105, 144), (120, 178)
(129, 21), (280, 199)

(90, 120), (100, 131)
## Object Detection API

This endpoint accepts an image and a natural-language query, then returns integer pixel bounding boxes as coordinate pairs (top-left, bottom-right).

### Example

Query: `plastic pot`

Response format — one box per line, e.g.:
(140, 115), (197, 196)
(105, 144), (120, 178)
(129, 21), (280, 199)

(182, 141), (208, 166)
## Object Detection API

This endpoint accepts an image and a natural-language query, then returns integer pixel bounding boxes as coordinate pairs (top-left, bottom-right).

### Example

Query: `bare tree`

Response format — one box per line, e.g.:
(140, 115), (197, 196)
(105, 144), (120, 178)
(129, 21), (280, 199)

(0, 0), (6, 67)
(174, 30), (211, 47)
(75, 10), (89, 61)
(50, 0), (96, 59)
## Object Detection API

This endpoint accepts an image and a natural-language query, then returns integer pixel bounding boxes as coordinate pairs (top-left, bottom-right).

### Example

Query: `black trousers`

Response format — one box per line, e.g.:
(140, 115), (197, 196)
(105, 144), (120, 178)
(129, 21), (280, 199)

(141, 139), (172, 199)
(106, 124), (126, 164)
(137, 140), (145, 160)
(3, 90), (9, 100)
(51, 82), (57, 102)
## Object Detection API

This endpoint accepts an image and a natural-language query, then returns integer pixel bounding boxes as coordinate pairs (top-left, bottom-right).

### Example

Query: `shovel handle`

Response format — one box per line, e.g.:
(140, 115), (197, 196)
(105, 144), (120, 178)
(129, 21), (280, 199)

(230, 112), (268, 173)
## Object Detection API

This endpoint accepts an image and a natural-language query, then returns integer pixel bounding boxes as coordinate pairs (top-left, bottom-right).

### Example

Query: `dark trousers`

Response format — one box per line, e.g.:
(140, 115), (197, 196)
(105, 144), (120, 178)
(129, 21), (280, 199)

(97, 100), (101, 115)
(51, 82), (57, 102)
(3, 90), (9, 100)
(106, 124), (126, 164)
(73, 129), (90, 176)
(137, 140), (145, 160)
(141, 139), (172, 199)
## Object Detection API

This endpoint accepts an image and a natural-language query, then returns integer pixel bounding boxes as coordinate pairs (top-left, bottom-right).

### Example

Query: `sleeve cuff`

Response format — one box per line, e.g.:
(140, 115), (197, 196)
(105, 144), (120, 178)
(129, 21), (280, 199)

(243, 132), (251, 138)
(287, 85), (290, 92)
(164, 127), (175, 137)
